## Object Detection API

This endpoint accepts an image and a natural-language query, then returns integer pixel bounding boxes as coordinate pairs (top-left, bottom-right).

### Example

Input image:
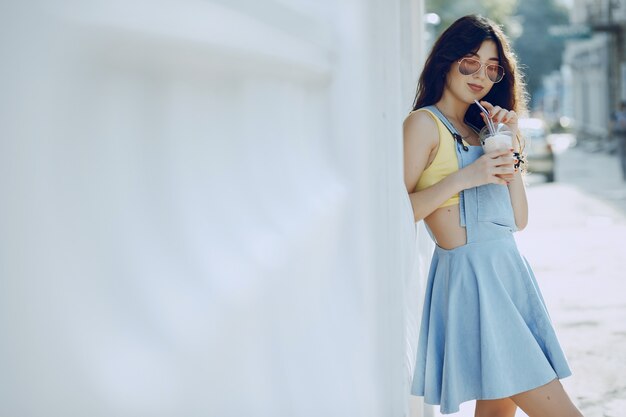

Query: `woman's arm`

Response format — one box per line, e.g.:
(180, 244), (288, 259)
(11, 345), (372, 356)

(404, 111), (465, 222)
(478, 100), (528, 231)
(404, 111), (511, 222)
(407, 173), (469, 222)
(507, 133), (529, 231)
(507, 170), (528, 231)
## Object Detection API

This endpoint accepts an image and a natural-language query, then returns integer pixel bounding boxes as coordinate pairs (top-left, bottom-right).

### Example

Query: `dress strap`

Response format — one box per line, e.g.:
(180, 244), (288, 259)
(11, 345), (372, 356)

(422, 105), (469, 151)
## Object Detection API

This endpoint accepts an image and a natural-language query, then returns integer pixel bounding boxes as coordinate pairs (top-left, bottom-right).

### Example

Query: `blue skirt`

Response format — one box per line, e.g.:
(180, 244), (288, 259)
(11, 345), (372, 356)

(410, 234), (572, 414)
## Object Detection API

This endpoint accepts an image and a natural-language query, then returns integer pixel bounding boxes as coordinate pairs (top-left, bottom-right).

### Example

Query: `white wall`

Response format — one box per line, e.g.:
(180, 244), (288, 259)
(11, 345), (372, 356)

(0, 1), (430, 416)
(563, 34), (611, 137)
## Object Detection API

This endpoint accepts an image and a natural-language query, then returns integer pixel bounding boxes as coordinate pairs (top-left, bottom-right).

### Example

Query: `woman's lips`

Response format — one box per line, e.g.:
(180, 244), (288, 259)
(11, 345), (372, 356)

(468, 83), (484, 92)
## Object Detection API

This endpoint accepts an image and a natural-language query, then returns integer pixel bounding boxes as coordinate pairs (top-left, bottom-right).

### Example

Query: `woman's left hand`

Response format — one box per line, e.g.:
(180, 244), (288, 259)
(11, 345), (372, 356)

(479, 100), (519, 149)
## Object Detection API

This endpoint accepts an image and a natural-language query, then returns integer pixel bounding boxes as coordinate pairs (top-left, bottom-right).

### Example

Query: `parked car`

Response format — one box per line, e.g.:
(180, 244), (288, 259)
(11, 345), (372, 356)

(518, 118), (555, 182)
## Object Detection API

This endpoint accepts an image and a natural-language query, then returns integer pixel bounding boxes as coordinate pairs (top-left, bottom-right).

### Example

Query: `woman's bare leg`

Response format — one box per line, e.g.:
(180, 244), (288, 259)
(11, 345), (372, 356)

(474, 398), (518, 417)
(509, 378), (583, 417)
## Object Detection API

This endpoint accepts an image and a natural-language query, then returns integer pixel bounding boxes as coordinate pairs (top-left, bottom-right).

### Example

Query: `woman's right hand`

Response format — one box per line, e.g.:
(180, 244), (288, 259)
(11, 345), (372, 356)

(458, 148), (515, 188)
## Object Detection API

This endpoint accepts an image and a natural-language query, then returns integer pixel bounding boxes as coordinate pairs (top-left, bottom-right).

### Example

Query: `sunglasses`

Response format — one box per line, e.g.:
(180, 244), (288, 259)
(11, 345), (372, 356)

(457, 57), (505, 83)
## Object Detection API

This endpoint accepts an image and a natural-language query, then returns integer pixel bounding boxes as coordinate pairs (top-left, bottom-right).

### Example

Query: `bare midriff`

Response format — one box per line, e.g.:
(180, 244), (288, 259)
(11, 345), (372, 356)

(424, 204), (467, 250)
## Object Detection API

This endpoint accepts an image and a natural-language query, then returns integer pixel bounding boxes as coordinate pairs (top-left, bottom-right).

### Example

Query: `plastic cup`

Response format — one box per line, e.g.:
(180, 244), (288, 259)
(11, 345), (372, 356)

(479, 123), (513, 153)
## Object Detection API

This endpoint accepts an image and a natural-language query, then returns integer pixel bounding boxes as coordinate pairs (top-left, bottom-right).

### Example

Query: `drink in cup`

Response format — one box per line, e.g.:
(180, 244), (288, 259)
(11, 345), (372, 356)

(479, 123), (513, 153)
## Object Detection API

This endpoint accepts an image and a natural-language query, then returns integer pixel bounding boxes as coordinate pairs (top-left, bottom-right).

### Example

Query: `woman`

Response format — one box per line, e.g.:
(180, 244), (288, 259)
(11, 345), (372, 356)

(404, 15), (584, 417)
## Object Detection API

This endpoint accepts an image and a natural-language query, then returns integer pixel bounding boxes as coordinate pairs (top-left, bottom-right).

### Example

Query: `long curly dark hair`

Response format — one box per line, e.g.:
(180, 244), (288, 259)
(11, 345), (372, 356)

(412, 15), (528, 132)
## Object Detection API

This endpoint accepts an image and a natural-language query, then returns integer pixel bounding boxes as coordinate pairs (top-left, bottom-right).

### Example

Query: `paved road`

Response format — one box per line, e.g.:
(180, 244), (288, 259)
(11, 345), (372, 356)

(434, 144), (626, 417)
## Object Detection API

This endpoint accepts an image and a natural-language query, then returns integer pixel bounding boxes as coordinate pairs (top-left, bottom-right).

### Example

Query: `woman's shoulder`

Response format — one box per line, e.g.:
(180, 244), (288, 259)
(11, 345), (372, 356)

(405, 107), (437, 121)
(403, 108), (440, 148)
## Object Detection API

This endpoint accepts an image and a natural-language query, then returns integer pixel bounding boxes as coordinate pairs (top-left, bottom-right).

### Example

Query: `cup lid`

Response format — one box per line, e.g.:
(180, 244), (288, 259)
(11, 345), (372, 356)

(479, 123), (513, 141)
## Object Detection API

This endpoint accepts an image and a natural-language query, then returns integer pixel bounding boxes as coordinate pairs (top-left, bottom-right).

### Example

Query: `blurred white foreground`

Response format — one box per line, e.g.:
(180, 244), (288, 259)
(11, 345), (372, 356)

(0, 1), (432, 416)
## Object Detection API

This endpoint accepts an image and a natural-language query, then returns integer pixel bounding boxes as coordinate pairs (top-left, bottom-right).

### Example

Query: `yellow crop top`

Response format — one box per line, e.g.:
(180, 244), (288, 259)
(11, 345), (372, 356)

(413, 108), (474, 209)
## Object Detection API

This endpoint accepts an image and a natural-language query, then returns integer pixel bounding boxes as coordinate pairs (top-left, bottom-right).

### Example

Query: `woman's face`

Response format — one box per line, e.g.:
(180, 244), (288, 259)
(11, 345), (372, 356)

(445, 40), (499, 104)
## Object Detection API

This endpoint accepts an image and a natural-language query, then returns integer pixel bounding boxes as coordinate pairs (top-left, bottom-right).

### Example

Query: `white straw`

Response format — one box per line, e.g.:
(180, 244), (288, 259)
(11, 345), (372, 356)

(474, 100), (495, 134)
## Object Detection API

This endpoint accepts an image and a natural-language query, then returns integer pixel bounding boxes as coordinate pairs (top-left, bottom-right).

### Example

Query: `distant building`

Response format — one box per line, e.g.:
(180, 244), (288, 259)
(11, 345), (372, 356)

(563, 0), (626, 147)
(537, 70), (565, 126)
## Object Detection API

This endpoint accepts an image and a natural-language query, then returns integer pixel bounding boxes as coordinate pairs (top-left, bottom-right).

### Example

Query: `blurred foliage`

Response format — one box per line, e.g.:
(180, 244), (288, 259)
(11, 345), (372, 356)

(512, 0), (570, 104)
(426, 0), (519, 38)
(426, 0), (571, 106)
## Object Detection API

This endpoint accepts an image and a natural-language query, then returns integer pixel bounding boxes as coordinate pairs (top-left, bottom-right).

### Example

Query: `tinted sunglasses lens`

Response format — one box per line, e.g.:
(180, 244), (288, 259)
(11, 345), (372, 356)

(459, 59), (480, 75)
(486, 65), (505, 83)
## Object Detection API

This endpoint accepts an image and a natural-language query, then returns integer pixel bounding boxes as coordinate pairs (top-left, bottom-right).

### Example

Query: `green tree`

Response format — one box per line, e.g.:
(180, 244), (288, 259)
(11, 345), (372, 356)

(512, 0), (570, 103)
(426, 0), (519, 38)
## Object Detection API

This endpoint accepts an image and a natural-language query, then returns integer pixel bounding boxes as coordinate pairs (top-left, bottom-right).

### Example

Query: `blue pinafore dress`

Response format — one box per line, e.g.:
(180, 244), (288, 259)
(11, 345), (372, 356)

(410, 106), (572, 414)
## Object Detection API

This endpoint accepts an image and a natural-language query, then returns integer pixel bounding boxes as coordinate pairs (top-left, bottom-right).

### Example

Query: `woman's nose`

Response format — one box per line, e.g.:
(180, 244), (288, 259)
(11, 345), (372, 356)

(473, 65), (487, 80)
